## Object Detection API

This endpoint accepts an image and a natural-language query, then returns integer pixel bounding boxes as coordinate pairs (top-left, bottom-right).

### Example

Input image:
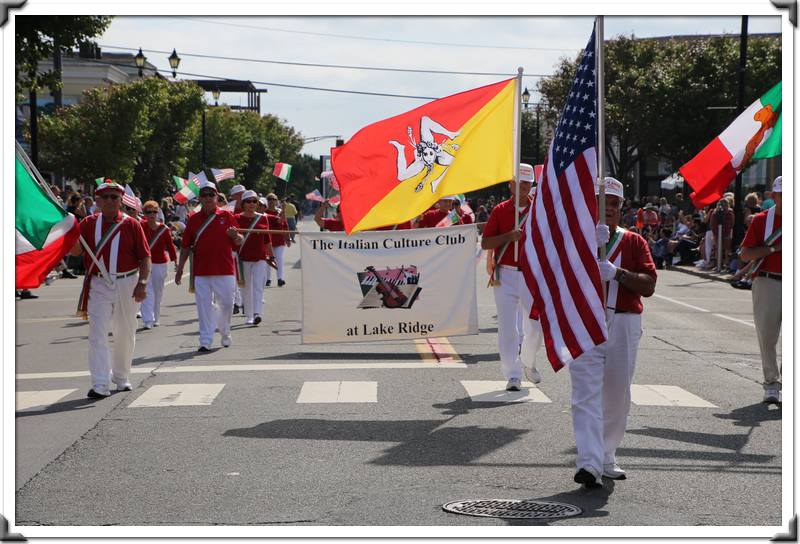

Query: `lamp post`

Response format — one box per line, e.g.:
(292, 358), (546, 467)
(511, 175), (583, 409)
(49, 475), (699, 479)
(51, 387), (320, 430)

(168, 48), (181, 78)
(212, 88), (221, 106)
(202, 89), (221, 170)
(134, 47), (146, 78)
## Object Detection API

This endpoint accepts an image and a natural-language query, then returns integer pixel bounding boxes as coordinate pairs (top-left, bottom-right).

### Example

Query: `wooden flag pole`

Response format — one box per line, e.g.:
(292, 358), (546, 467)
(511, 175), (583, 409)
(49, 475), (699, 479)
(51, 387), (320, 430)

(513, 67), (523, 261)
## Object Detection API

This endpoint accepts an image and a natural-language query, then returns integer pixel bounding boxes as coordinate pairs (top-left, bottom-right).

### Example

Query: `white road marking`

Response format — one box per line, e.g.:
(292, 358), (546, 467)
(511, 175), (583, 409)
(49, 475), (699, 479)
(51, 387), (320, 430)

(128, 384), (225, 407)
(17, 316), (83, 323)
(296, 381), (377, 403)
(16, 362), (466, 381)
(16, 389), (77, 411)
(460, 381), (552, 403)
(654, 294), (756, 328)
(631, 384), (717, 408)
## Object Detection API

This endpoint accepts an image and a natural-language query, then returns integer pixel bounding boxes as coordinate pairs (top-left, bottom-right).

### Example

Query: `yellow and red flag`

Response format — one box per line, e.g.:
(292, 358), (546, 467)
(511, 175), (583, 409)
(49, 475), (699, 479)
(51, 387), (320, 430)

(332, 79), (516, 233)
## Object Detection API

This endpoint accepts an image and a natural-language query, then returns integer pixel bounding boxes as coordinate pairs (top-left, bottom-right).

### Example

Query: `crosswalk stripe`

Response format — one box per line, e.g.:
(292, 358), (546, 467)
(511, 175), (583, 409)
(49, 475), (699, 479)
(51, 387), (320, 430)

(16, 389), (77, 411)
(631, 384), (717, 407)
(296, 381), (377, 403)
(460, 381), (552, 403)
(128, 384), (225, 407)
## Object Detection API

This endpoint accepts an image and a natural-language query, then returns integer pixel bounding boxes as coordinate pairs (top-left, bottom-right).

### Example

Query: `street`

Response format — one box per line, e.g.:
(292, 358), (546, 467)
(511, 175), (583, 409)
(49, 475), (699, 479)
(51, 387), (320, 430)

(13, 219), (783, 531)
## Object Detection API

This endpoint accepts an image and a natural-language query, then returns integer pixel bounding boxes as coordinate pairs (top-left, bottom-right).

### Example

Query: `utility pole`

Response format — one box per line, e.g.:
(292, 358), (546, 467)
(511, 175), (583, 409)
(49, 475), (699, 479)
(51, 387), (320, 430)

(52, 36), (64, 190)
(733, 15), (748, 246)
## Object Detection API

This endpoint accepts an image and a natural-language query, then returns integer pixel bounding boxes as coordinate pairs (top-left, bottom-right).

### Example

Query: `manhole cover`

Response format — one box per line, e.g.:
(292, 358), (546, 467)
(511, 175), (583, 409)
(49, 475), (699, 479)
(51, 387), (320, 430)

(442, 499), (582, 520)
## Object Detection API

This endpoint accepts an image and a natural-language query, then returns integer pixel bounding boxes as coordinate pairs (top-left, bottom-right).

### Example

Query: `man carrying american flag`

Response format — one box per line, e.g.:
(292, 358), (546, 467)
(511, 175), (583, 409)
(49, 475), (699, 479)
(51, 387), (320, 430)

(520, 23), (656, 489)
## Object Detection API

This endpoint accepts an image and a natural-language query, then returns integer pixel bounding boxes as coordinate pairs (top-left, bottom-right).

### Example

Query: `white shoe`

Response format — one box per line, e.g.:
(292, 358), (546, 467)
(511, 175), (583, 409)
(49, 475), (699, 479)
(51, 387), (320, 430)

(114, 382), (132, 392)
(602, 463), (627, 480)
(505, 378), (522, 391)
(221, 334), (232, 348)
(153, 321), (160, 327)
(143, 322), (153, 330)
(245, 318), (255, 325)
(525, 366), (542, 384)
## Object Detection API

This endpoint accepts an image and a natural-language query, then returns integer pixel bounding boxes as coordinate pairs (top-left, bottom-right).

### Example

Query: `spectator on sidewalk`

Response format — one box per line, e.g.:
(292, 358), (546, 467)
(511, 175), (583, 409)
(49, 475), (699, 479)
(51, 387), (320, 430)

(710, 198), (734, 271)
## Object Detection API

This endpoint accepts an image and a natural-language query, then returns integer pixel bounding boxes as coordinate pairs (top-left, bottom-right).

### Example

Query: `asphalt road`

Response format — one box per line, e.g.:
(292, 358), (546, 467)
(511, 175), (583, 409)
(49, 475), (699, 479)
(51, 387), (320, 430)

(13, 218), (784, 533)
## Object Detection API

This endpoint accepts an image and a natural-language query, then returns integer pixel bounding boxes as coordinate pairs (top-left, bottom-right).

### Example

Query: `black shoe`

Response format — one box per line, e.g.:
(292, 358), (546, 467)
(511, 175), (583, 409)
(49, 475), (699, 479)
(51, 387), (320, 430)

(277, 279), (286, 287)
(254, 315), (262, 325)
(198, 346), (212, 353)
(19, 290), (38, 299)
(61, 270), (77, 279)
(265, 280), (271, 287)
(233, 304), (240, 315)
(731, 280), (752, 290)
(574, 468), (603, 489)
(87, 388), (110, 399)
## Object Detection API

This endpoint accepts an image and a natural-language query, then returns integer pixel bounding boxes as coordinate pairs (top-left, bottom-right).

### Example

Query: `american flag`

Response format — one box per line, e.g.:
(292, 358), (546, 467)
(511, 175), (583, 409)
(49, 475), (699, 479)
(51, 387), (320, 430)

(211, 167), (235, 182)
(519, 25), (608, 371)
(123, 184), (142, 213)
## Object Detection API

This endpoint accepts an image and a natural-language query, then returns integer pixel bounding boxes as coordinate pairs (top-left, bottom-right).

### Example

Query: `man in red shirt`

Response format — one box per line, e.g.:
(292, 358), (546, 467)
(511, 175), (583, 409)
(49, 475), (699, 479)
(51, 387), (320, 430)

(140, 200), (177, 329)
(314, 199), (345, 232)
(740, 176), (782, 404)
(69, 180), (151, 398)
(571, 177), (657, 488)
(264, 193), (291, 287)
(235, 190), (272, 325)
(481, 164), (543, 390)
(175, 180), (244, 351)
(414, 197), (455, 228)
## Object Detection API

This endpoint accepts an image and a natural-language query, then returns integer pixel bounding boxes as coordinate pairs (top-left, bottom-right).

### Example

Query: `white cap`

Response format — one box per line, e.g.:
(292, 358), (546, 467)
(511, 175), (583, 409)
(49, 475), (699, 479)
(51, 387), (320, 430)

(772, 176), (782, 193)
(229, 184), (245, 196)
(198, 180), (218, 193)
(241, 190), (258, 201)
(440, 195), (459, 201)
(258, 197), (268, 206)
(596, 176), (624, 199)
(519, 163), (535, 183)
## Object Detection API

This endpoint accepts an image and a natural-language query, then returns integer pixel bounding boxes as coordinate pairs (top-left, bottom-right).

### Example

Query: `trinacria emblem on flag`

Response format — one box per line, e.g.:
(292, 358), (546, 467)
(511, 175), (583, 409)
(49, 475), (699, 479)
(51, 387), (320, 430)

(390, 116), (460, 194)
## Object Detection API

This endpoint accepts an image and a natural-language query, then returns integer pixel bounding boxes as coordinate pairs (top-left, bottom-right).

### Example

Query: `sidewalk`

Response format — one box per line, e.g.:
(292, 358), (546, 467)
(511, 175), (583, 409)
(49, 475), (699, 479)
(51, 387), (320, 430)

(665, 262), (735, 284)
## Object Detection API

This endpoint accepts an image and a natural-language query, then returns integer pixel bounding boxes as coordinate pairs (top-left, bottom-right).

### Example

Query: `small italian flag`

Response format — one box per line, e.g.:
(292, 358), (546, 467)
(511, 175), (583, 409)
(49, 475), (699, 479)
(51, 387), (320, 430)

(273, 162), (292, 181)
(173, 175), (199, 204)
(16, 146), (80, 289)
(680, 81), (781, 207)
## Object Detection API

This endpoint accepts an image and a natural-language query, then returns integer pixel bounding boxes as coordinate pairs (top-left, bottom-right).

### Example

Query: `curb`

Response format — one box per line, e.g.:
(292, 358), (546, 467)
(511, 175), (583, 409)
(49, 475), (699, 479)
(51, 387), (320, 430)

(665, 265), (733, 284)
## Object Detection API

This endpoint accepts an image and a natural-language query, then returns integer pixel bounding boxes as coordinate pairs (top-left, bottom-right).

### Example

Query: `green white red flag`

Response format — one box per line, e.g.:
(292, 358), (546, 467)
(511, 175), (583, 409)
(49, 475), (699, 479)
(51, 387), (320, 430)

(680, 82), (781, 207)
(273, 162), (292, 181)
(15, 144), (80, 289)
(173, 175), (199, 204)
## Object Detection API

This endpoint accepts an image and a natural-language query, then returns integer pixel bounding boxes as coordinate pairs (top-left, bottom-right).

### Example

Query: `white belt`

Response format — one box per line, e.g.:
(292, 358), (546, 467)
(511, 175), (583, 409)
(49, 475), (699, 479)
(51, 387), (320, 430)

(498, 264), (520, 271)
(94, 268), (138, 279)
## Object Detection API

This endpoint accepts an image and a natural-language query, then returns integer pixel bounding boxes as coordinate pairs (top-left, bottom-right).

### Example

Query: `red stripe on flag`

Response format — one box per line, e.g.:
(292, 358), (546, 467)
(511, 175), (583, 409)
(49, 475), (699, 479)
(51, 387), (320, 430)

(16, 221), (80, 289)
(679, 137), (737, 208)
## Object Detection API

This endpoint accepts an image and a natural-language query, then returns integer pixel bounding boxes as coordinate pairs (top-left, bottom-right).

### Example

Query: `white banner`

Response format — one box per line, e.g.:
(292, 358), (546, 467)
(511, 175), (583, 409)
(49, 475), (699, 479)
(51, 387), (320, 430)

(301, 225), (478, 344)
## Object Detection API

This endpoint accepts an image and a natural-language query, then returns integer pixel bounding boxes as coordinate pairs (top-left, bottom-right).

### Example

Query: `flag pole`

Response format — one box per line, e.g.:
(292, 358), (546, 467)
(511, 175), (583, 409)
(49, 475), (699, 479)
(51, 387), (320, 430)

(513, 67), (523, 261)
(596, 17), (607, 263)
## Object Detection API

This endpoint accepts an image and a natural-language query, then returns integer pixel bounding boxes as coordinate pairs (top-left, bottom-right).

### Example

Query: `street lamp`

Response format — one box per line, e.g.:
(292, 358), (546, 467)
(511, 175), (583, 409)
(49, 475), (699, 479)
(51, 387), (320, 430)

(522, 87), (531, 109)
(168, 48), (181, 79)
(212, 88), (221, 106)
(202, 90), (221, 170)
(134, 47), (146, 78)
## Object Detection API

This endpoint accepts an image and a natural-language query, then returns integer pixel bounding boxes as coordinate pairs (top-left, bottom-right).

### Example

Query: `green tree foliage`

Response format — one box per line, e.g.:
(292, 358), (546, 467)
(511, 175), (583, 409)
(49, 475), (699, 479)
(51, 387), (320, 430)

(16, 16), (112, 94)
(39, 78), (204, 197)
(536, 33), (781, 188)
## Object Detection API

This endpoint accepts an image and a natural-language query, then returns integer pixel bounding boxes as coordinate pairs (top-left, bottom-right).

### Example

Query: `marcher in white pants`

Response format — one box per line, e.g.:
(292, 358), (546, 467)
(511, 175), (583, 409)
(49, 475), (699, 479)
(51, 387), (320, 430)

(140, 200), (177, 329)
(481, 164), (543, 391)
(265, 193), (290, 287)
(570, 177), (656, 489)
(194, 275), (237, 347)
(266, 245), (285, 283)
(242, 261), (267, 321)
(70, 180), (151, 398)
(235, 190), (272, 325)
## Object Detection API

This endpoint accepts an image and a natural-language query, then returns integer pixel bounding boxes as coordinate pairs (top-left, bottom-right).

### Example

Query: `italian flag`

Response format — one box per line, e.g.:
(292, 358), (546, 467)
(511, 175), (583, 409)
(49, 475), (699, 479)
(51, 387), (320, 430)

(680, 82), (781, 207)
(16, 148), (80, 289)
(173, 175), (199, 204)
(273, 162), (292, 181)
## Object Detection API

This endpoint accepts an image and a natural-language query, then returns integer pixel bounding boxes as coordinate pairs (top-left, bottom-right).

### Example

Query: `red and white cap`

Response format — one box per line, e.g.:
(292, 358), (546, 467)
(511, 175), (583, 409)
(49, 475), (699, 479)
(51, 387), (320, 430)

(772, 176), (782, 193)
(596, 176), (624, 199)
(94, 179), (125, 196)
(519, 163), (535, 183)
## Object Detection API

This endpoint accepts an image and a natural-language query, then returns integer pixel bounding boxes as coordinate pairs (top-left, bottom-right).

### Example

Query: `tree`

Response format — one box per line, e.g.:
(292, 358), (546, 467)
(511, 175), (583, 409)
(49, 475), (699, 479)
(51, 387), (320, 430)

(536, 33), (781, 193)
(39, 78), (204, 197)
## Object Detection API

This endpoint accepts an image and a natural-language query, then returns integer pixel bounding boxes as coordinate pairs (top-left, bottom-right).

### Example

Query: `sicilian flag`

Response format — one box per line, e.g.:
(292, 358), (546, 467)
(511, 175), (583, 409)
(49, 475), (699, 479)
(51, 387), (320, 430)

(680, 81), (781, 207)
(173, 175), (199, 204)
(212, 167), (235, 182)
(15, 145), (80, 289)
(332, 78), (516, 233)
(273, 162), (292, 181)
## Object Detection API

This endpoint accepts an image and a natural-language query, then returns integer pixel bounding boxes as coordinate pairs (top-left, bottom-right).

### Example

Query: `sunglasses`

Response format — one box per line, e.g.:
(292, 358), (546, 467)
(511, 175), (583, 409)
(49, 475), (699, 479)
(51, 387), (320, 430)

(267, 197), (277, 201)
(242, 199), (258, 204)
(99, 194), (120, 200)
(144, 210), (158, 215)
(199, 192), (216, 197)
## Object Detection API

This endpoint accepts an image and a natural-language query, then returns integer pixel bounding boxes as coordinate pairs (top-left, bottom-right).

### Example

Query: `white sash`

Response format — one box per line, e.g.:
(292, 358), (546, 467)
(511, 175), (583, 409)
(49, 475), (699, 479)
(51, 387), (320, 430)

(764, 206), (776, 242)
(239, 213), (263, 250)
(94, 214), (127, 276)
(148, 224), (169, 251)
(604, 227), (626, 323)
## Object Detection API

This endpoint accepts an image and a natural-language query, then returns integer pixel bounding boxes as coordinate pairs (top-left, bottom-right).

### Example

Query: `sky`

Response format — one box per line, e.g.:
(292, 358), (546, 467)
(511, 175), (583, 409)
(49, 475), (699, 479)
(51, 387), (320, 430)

(96, 16), (782, 160)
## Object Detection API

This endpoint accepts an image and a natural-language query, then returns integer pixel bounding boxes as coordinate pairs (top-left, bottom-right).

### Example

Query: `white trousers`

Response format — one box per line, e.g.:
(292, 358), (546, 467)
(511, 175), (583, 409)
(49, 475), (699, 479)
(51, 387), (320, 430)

(87, 274), (139, 388)
(492, 267), (543, 379)
(140, 262), (167, 324)
(568, 313), (642, 473)
(194, 275), (236, 347)
(242, 260), (267, 320)
(266, 245), (285, 281)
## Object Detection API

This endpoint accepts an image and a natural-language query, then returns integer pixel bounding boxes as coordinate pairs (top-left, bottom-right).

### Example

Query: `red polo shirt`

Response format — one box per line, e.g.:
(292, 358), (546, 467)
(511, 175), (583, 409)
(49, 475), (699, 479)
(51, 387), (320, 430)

(80, 212), (150, 273)
(236, 213), (271, 261)
(265, 210), (289, 247)
(482, 197), (532, 268)
(182, 208), (238, 276)
(373, 221), (412, 231)
(610, 230), (657, 314)
(416, 208), (450, 228)
(321, 217), (345, 232)
(141, 220), (177, 264)
(741, 210), (781, 274)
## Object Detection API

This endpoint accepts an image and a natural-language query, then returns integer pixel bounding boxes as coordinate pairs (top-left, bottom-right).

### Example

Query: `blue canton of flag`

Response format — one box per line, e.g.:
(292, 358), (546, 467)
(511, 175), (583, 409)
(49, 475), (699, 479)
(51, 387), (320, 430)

(552, 27), (597, 178)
